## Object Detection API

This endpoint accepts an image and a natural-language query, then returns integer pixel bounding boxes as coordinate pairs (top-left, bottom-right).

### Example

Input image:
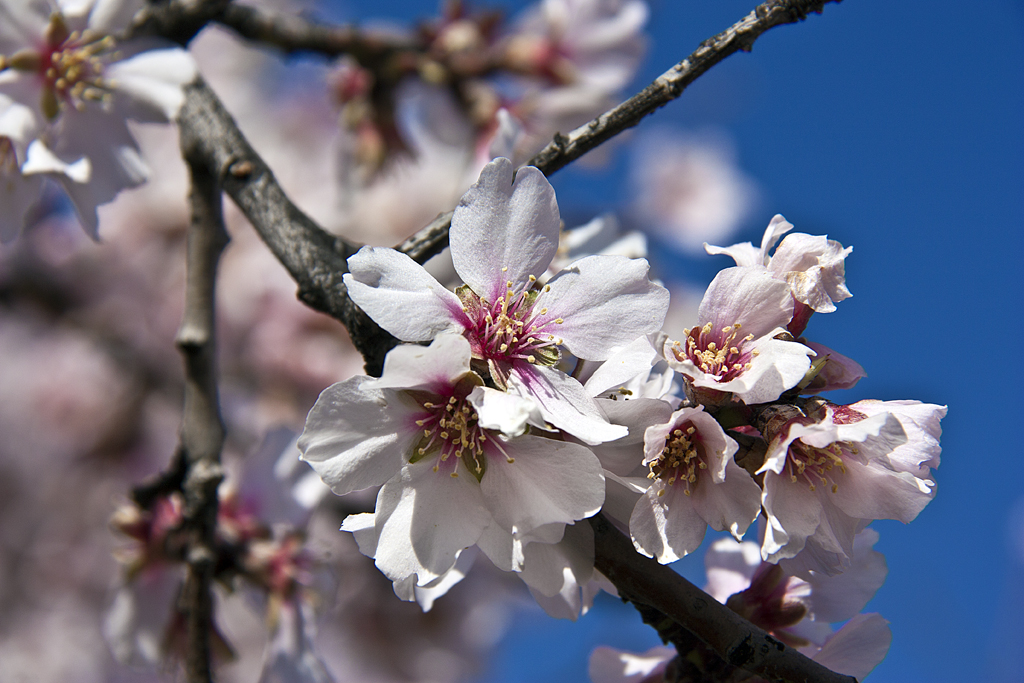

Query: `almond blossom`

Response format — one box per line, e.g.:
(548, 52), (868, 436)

(704, 531), (892, 679)
(662, 266), (813, 405)
(758, 400), (943, 572)
(298, 333), (606, 591)
(344, 158), (669, 444)
(705, 215), (853, 333)
(628, 405), (761, 563)
(0, 0), (196, 236)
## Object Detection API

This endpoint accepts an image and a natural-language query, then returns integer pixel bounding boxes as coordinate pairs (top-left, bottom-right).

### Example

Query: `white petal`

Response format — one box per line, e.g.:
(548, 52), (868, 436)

(22, 140), (91, 183)
(588, 646), (674, 683)
(538, 255), (668, 360)
(788, 528), (887, 623)
(812, 613), (891, 680)
(509, 364), (627, 444)
(703, 538), (762, 604)
(371, 460), (491, 585)
(759, 214), (795, 262)
(581, 335), (658, 397)
(703, 241), (761, 267)
(450, 158), (559, 302)
(344, 246), (465, 341)
(468, 385), (542, 438)
(363, 334), (472, 391)
(690, 458), (762, 541)
(519, 522), (594, 599)
(761, 473), (824, 563)
(297, 377), (410, 495)
(630, 483), (706, 563)
(698, 266), (794, 338)
(107, 47), (197, 121)
(87, 0), (145, 33)
(480, 434), (604, 535)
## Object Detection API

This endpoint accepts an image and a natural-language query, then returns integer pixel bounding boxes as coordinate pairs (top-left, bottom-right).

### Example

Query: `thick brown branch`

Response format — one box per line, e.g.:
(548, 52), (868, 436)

(176, 76), (397, 375)
(176, 144), (230, 683)
(398, 0), (841, 264)
(589, 515), (857, 683)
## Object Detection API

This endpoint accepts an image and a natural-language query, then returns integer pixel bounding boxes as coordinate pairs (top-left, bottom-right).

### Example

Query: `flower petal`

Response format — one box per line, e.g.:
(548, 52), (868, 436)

(298, 377), (410, 495)
(538, 255), (668, 361)
(344, 246), (465, 341)
(370, 459), (492, 585)
(363, 334), (472, 392)
(630, 482), (707, 563)
(450, 158), (559, 303)
(480, 434), (604, 535)
(812, 613), (891, 680)
(509, 363), (627, 444)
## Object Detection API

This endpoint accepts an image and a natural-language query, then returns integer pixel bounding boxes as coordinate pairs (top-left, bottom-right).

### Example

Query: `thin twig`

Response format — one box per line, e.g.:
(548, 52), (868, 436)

(589, 515), (857, 683)
(176, 140), (230, 683)
(398, 0), (841, 264)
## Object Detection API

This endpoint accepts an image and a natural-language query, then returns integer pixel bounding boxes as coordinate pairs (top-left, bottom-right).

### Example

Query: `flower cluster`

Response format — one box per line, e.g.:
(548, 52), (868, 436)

(299, 156), (944, 626)
(0, 0), (196, 239)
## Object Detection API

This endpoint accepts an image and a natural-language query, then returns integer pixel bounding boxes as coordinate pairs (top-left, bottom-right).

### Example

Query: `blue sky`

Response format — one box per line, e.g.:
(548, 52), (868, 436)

(328, 1), (1024, 680)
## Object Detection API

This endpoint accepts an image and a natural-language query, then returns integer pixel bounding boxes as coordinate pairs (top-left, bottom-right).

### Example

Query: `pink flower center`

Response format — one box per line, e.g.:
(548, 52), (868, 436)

(785, 439), (857, 493)
(647, 420), (707, 496)
(671, 321), (757, 382)
(457, 278), (562, 387)
(406, 376), (514, 482)
(34, 15), (117, 119)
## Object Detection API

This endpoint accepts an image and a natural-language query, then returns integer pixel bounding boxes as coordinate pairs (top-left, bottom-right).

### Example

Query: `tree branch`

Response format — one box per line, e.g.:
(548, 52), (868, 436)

(398, 0), (841, 264)
(589, 515), (857, 683)
(176, 140), (230, 683)
(176, 76), (397, 375)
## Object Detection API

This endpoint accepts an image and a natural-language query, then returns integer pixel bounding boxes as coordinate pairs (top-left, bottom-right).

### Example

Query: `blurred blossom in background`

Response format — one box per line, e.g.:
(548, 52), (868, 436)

(0, 0), (1020, 682)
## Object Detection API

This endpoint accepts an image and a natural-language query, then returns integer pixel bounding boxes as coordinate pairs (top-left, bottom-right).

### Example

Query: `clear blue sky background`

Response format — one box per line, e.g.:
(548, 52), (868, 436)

(325, 1), (1024, 680)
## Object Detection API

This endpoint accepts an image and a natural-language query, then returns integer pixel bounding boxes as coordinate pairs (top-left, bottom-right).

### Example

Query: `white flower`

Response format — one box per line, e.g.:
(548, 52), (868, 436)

(663, 266), (814, 405)
(628, 405), (761, 563)
(704, 531), (892, 679)
(630, 129), (758, 253)
(706, 214), (853, 315)
(758, 400), (943, 572)
(344, 158), (669, 444)
(298, 334), (606, 591)
(501, 0), (647, 158)
(0, 0), (196, 236)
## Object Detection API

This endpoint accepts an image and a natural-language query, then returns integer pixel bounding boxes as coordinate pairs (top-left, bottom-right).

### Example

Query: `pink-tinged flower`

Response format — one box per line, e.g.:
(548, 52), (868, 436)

(630, 129), (758, 253)
(628, 405), (761, 563)
(344, 158), (669, 444)
(663, 266), (814, 405)
(704, 531), (892, 679)
(705, 214), (853, 320)
(298, 334), (605, 590)
(758, 400), (943, 572)
(506, 0), (647, 92)
(502, 0), (647, 158)
(0, 0), (196, 236)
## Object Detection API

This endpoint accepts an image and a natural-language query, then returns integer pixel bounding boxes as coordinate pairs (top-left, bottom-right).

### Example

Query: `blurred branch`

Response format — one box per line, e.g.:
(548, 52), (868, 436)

(399, 0), (841, 264)
(589, 514), (856, 683)
(174, 142), (230, 683)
